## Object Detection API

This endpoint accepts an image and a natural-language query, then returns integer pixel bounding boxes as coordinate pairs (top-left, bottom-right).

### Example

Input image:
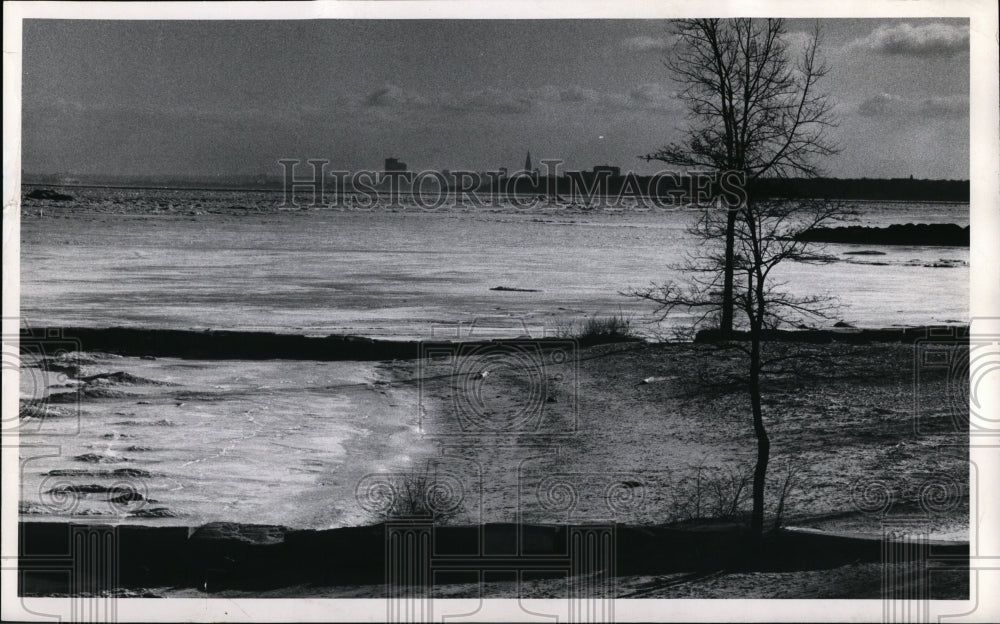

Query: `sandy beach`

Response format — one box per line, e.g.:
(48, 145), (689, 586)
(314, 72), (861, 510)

(18, 333), (969, 598)
(21, 337), (968, 533)
(389, 339), (969, 536)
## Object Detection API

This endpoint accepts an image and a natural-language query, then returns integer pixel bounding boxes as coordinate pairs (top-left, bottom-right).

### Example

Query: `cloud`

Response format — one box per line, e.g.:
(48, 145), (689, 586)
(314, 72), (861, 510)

(33, 81), (683, 129)
(855, 93), (968, 118)
(363, 83), (430, 108)
(857, 93), (905, 117)
(849, 22), (969, 57)
(625, 83), (678, 110)
(354, 83), (680, 116)
(549, 85), (595, 103)
(447, 87), (537, 114)
(622, 35), (674, 53)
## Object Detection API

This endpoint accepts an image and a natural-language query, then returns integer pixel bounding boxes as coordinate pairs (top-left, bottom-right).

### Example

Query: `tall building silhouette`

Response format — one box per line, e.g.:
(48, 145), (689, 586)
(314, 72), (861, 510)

(524, 151), (532, 172)
(384, 157), (407, 172)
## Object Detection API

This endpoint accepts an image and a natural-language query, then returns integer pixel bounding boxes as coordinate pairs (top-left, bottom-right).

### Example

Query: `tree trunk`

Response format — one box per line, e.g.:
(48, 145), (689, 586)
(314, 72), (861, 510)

(749, 324), (769, 542)
(720, 203), (737, 335)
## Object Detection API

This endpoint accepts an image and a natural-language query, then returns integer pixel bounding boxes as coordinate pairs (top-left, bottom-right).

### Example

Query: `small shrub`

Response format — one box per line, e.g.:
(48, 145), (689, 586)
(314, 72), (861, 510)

(562, 313), (638, 344)
(674, 461), (753, 522)
(375, 463), (460, 524)
(671, 458), (800, 529)
(770, 460), (800, 531)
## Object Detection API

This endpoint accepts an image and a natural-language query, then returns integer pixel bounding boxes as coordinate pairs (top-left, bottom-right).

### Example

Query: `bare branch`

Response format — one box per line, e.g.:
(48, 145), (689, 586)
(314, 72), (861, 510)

(649, 19), (838, 181)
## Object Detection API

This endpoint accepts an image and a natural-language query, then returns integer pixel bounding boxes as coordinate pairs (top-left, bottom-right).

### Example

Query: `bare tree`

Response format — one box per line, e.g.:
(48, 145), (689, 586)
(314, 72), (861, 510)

(634, 18), (841, 545)
(643, 18), (838, 335)
(632, 196), (851, 542)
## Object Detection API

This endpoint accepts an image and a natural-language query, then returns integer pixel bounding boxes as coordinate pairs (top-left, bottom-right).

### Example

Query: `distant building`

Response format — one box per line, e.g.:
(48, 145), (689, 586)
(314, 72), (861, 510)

(570, 165), (622, 184)
(384, 157), (407, 172)
(524, 151), (533, 172)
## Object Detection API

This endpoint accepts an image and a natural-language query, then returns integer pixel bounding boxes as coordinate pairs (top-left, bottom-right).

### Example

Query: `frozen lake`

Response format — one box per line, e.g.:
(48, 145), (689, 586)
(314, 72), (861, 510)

(15, 187), (970, 530)
(19, 188), (969, 339)
(18, 353), (431, 528)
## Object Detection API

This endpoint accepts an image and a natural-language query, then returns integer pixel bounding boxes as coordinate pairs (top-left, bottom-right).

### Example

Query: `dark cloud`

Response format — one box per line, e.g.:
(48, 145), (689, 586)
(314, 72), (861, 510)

(354, 83), (679, 116)
(19, 19), (971, 178)
(626, 83), (677, 110)
(363, 84), (429, 108)
(849, 22), (969, 57)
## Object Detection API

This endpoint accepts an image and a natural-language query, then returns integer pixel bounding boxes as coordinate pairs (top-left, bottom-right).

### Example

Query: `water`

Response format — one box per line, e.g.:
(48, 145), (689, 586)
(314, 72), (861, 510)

(19, 355), (430, 528)
(19, 188), (969, 338)
(15, 187), (970, 528)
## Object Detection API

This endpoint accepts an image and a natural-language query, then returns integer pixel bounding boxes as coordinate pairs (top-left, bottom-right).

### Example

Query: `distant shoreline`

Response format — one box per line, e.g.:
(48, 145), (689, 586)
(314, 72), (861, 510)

(795, 222), (970, 246)
(20, 181), (972, 204)
(20, 324), (968, 361)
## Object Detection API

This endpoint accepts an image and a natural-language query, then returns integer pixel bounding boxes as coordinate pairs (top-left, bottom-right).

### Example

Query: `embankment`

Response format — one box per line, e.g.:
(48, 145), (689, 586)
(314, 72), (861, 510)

(22, 325), (963, 361)
(695, 325), (968, 344)
(21, 326), (637, 361)
(794, 223), (969, 246)
(18, 520), (967, 596)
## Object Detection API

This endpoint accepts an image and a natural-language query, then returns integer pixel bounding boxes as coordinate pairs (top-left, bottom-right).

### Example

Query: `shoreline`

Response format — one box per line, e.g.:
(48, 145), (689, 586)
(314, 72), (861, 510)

(17, 519), (969, 598)
(20, 324), (967, 361)
(20, 181), (972, 204)
(19, 335), (970, 531)
(17, 331), (971, 597)
(795, 222), (970, 246)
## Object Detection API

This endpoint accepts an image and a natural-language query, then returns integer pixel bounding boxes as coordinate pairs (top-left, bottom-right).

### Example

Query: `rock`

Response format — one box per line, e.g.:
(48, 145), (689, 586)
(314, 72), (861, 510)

(46, 386), (134, 402)
(43, 467), (152, 478)
(641, 376), (675, 384)
(108, 490), (146, 504)
(80, 371), (169, 386)
(18, 501), (46, 514)
(130, 507), (177, 518)
(73, 453), (128, 464)
(25, 188), (74, 201)
(19, 403), (74, 419)
(37, 360), (83, 377)
(833, 321), (855, 328)
(490, 286), (541, 292)
(46, 484), (116, 494)
(113, 468), (152, 477)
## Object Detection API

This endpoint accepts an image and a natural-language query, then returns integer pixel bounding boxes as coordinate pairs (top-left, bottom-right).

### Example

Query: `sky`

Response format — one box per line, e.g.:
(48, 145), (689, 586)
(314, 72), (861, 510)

(21, 18), (970, 179)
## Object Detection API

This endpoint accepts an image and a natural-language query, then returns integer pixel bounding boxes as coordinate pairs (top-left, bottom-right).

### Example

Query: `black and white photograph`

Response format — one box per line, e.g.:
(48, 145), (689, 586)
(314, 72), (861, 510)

(2, 1), (998, 622)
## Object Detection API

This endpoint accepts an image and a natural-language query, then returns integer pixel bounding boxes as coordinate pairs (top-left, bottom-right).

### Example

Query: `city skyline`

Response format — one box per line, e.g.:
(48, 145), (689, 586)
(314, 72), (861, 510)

(22, 18), (970, 179)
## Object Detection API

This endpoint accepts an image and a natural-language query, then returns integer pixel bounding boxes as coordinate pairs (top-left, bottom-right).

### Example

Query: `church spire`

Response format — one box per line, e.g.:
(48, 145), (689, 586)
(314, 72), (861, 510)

(524, 151), (532, 172)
